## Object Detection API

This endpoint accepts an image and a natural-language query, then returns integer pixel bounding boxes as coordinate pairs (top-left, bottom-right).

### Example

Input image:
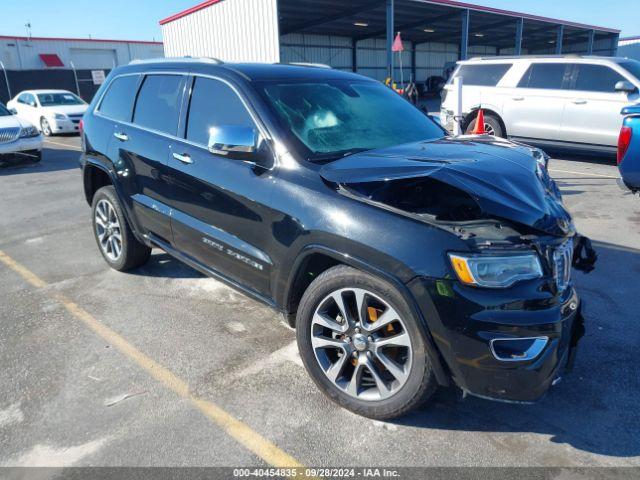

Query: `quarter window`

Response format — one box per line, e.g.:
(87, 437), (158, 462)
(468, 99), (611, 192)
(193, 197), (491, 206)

(572, 64), (626, 93)
(454, 63), (512, 86)
(133, 75), (185, 135)
(99, 75), (140, 122)
(518, 63), (570, 89)
(186, 77), (255, 146)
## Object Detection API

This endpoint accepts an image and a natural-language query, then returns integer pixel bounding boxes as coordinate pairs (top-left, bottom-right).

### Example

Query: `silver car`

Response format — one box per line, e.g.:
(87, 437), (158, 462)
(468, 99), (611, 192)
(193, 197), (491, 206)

(440, 55), (640, 154)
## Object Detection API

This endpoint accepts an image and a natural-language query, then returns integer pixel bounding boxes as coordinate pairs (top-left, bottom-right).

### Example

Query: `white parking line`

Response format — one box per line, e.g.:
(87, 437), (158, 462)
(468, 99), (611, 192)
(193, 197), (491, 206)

(548, 168), (618, 179)
(44, 139), (82, 151)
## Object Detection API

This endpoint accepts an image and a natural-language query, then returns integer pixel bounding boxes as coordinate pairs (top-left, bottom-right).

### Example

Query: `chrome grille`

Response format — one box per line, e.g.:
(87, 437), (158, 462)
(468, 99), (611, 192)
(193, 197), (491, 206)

(0, 127), (20, 144)
(553, 239), (574, 291)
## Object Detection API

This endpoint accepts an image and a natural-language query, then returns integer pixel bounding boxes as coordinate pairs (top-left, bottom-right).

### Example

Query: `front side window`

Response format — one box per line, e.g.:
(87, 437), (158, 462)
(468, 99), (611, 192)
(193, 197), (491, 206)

(133, 75), (185, 135)
(518, 63), (570, 89)
(37, 92), (85, 106)
(259, 80), (445, 161)
(186, 77), (255, 146)
(99, 75), (140, 122)
(571, 64), (626, 93)
(453, 63), (513, 86)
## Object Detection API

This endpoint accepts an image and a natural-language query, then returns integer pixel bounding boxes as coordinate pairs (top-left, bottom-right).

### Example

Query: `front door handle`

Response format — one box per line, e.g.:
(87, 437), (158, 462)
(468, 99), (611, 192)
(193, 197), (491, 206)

(572, 99), (587, 105)
(113, 132), (129, 141)
(512, 96), (524, 101)
(172, 152), (193, 164)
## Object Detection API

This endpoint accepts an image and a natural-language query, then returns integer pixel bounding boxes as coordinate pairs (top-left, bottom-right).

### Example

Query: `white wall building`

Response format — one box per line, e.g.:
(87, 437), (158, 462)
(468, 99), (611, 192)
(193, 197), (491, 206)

(0, 35), (164, 70)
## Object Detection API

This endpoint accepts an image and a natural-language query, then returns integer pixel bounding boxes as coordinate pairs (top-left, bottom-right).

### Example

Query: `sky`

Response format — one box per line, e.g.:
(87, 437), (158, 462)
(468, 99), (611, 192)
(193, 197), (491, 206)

(0, 0), (637, 41)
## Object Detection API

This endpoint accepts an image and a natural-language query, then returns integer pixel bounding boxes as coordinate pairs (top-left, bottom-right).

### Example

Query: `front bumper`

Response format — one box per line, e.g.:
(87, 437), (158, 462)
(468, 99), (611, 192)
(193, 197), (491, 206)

(0, 135), (43, 155)
(49, 117), (81, 134)
(409, 276), (583, 403)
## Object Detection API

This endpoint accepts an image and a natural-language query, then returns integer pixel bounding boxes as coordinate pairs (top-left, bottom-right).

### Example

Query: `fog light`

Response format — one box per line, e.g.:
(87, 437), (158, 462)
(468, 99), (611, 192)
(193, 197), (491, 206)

(490, 337), (548, 362)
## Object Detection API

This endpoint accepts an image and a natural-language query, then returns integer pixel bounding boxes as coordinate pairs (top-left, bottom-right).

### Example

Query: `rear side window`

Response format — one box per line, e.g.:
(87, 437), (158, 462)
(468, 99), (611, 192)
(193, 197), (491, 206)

(518, 63), (570, 89)
(99, 75), (139, 121)
(133, 75), (185, 135)
(186, 77), (255, 146)
(572, 64), (626, 93)
(454, 63), (512, 86)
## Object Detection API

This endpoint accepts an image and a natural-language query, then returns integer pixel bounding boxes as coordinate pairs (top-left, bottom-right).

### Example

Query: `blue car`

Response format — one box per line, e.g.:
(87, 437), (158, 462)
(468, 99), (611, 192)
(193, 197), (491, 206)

(618, 104), (640, 193)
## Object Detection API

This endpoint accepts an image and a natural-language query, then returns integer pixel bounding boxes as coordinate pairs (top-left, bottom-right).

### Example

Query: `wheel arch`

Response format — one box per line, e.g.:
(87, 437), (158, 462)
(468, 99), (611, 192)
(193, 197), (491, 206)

(82, 161), (116, 205)
(282, 244), (450, 386)
(464, 107), (507, 137)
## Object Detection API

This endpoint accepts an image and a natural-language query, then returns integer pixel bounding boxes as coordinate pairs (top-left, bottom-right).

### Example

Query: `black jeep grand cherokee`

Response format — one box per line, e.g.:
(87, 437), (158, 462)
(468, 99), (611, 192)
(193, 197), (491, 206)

(80, 58), (594, 419)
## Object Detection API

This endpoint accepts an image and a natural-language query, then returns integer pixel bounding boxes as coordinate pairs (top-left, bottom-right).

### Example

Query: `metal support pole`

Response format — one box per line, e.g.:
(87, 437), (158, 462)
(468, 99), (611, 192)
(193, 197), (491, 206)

(0, 61), (11, 100)
(587, 29), (595, 55)
(386, 0), (394, 80)
(453, 76), (463, 136)
(352, 38), (358, 73)
(515, 18), (524, 56)
(460, 9), (469, 60)
(555, 25), (564, 54)
(70, 61), (81, 97)
(611, 33), (620, 56)
(411, 42), (416, 82)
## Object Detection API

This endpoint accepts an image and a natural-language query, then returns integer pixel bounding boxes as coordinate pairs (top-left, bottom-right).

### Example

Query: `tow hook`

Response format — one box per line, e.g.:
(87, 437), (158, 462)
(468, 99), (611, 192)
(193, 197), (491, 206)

(572, 235), (597, 273)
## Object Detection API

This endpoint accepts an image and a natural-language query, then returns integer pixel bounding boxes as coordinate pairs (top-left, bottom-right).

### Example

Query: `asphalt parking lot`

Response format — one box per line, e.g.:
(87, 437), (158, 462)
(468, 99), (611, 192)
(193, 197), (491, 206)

(1, 136), (639, 469)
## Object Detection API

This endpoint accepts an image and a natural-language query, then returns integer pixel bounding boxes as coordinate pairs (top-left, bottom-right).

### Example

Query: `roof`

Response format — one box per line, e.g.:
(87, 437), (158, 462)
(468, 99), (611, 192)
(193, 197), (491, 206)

(120, 58), (369, 81)
(159, 0), (619, 34)
(0, 35), (162, 45)
(22, 89), (78, 94)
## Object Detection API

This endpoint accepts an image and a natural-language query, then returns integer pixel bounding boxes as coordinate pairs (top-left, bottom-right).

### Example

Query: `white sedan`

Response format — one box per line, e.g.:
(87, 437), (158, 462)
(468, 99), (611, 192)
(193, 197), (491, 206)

(0, 103), (42, 162)
(7, 89), (87, 136)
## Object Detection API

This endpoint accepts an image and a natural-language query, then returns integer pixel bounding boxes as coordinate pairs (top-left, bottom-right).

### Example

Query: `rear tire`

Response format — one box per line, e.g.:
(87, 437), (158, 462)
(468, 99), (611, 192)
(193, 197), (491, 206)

(296, 265), (438, 420)
(91, 186), (151, 271)
(465, 112), (504, 137)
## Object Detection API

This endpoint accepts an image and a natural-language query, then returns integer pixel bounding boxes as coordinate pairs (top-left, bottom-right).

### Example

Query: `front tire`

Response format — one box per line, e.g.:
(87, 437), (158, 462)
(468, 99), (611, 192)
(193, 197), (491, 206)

(91, 186), (151, 271)
(40, 118), (52, 137)
(296, 265), (437, 419)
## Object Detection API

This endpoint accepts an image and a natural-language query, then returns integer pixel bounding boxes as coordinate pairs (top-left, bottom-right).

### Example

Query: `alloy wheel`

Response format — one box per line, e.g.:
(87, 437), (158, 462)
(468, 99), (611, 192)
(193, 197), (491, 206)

(95, 199), (123, 261)
(310, 288), (413, 401)
(40, 118), (52, 136)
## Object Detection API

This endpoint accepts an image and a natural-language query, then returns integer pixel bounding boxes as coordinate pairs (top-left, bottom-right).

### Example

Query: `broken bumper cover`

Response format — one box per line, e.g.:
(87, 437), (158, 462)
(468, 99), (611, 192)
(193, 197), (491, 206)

(408, 278), (585, 403)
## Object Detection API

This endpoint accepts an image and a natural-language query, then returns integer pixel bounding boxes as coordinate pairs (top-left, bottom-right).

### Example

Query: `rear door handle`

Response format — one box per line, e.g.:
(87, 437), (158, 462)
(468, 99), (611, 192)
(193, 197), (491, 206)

(512, 97), (524, 101)
(572, 100), (587, 105)
(172, 152), (193, 164)
(113, 132), (128, 141)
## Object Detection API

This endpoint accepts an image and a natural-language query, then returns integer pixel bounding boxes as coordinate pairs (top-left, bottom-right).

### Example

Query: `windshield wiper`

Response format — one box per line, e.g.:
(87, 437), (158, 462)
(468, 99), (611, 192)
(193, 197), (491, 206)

(309, 148), (373, 163)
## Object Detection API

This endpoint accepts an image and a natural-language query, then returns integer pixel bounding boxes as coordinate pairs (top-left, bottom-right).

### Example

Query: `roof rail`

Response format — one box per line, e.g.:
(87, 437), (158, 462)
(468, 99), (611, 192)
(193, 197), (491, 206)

(283, 62), (332, 69)
(467, 54), (585, 61)
(129, 56), (224, 65)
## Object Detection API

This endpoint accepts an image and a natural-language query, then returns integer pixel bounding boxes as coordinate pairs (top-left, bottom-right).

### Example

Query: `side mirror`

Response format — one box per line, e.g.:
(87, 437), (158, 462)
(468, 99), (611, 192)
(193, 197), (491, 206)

(208, 125), (261, 160)
(9, 108), (17, 114)
(615, 80), (638, 94)
(29, 101), (37, 107)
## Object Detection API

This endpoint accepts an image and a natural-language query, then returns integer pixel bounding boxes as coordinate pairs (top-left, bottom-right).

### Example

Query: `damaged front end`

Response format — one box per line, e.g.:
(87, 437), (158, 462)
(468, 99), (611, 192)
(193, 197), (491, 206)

(321, 135), (596, 402)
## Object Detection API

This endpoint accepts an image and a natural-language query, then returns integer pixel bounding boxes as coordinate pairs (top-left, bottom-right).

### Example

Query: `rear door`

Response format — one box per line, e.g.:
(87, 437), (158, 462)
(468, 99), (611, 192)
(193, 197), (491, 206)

(502, 62), (573, 141)
(103, 73), (187, 244)
(166, 75), (276, 297)
(560, 63), (635, 148)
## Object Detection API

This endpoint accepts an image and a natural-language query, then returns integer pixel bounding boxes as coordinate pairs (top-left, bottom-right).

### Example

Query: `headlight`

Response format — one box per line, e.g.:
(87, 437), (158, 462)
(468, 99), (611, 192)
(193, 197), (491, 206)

(449, 252), (543, 288)
(19, 126), (40, 138)
(530, 147), (549, 169)
(54, 113), (67, 120)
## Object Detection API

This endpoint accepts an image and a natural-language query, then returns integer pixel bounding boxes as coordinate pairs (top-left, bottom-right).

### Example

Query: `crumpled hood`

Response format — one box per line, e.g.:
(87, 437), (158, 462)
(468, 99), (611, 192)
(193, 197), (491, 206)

(320, 136), (574, 236)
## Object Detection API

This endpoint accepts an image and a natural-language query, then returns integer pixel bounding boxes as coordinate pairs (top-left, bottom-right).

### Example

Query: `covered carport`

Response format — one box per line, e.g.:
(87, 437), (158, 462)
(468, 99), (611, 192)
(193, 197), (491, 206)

(160, 0), (620, 83)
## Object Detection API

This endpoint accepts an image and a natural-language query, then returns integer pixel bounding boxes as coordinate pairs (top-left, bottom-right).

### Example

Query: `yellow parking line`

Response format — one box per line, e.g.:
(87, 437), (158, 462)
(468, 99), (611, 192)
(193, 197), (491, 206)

(548, 168), (618, 179)
(44, 139), (82, 151)
(0, 249), (303, 468)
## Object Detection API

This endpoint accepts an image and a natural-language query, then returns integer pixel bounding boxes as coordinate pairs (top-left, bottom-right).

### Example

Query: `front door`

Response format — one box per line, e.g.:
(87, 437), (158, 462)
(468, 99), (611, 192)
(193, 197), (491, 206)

(560, 63), (640, 148)
(167, 75), (276, 298)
